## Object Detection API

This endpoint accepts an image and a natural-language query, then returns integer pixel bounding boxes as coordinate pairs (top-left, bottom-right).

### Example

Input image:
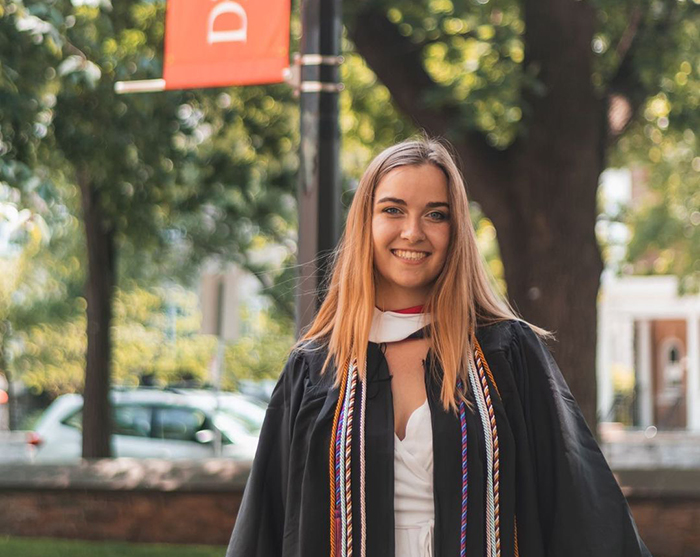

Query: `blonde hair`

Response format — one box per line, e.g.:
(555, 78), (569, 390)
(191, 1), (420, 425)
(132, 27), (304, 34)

(300, 137), (538, 411)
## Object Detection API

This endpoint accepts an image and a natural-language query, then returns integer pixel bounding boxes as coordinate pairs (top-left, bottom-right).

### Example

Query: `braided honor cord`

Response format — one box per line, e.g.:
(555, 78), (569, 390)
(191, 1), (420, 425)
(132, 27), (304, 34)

(329, 363), (350, 556)
(359, 361), (368, 557)
(475, 346), (501, 557)
(457, 379), (469, 557)
(468, 354), (496, 557)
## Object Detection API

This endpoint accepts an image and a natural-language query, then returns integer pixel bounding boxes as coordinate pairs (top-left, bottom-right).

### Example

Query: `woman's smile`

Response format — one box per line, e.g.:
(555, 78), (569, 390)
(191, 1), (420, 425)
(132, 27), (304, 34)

(391, 249), (430, 262)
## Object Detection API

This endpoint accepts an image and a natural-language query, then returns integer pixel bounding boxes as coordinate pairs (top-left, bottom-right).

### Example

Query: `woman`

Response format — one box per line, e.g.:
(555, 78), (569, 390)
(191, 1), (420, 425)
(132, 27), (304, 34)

(227, 138), (651, 557)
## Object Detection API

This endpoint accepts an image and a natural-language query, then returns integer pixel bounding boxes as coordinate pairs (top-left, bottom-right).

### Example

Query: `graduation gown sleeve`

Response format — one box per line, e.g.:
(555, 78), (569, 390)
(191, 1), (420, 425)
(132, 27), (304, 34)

(509, 321), (651, 556)
(226, 350), (305, 557)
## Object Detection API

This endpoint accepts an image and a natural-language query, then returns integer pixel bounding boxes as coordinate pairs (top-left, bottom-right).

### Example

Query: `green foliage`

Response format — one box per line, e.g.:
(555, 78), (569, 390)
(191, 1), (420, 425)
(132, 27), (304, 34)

(340, 47), (416, 180)
(620, 128), (700, 291)
(47, 0), (299, 270)
(609, 8), (700, 290)
(2, 0), (301, 290)
(345, 0), (527, 148)
(0, 0), (63, 195)
(222, 307), (295, 388)
(1, 0), (302, 402)
(11, 284), (217, 397)
(111, 287), (217, 387)
(10, 278), (295, 397)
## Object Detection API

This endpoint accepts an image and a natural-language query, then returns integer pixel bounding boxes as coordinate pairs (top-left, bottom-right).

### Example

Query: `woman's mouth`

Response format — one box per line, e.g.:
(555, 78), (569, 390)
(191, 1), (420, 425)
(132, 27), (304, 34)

(391, 249), (429, 262)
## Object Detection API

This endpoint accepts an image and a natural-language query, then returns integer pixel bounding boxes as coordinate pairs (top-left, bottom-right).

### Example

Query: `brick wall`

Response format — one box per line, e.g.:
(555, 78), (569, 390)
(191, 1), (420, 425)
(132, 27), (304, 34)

(1, 490), (242, 545)
(628, 496), (700, 557)
(0, 459), (247, 545)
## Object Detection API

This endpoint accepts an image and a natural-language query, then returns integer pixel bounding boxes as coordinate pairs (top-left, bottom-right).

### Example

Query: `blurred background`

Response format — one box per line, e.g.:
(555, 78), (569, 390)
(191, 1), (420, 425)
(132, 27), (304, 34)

(1, 0), (699, 556)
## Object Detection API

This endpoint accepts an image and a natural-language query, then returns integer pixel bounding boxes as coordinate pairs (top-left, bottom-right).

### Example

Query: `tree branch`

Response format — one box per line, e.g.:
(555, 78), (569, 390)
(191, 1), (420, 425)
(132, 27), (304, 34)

(346, 5), (512, 209)
(605, 3), (683, 143)
(244, 263), (296, 321)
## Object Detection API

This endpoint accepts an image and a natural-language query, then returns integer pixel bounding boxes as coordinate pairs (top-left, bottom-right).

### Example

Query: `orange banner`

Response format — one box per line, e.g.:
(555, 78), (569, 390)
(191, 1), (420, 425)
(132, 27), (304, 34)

(163, 0), (290, 89)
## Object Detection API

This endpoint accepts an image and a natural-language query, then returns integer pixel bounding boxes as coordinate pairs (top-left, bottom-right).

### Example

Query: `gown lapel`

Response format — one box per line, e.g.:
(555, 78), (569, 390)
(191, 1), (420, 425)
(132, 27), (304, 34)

(362, 342), (395, 556)
(425, 354), (463, 557)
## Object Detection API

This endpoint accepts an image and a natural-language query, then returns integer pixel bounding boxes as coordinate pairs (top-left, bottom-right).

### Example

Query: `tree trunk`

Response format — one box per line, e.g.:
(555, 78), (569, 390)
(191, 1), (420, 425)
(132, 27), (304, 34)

(78, 169), (115, 459)
(348, 0), (606, 429)
(485, 152), (605, 432)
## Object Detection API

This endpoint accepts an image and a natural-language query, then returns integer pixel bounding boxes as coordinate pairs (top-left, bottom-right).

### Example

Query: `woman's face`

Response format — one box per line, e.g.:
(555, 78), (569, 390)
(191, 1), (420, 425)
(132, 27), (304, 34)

(372, 164), (451, 310)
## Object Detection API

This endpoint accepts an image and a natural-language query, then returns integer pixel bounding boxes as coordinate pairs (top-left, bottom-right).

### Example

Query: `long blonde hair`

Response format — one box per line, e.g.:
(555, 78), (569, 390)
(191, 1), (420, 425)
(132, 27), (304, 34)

(300, 137), (533, 411)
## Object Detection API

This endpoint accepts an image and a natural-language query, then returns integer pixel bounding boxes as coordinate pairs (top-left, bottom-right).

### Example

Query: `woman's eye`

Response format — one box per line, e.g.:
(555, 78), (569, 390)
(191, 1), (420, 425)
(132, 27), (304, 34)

(428, 211), (448, 221)
(383, 207), (402, 215)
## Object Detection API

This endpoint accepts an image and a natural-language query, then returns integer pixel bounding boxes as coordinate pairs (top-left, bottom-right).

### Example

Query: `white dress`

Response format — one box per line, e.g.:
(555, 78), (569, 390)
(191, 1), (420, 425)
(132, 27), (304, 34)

(394, 398), (435, 557)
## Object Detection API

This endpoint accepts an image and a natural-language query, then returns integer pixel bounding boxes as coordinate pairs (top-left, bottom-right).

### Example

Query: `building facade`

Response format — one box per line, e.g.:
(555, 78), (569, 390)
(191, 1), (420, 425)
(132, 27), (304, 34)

(598, 273), (700, 431)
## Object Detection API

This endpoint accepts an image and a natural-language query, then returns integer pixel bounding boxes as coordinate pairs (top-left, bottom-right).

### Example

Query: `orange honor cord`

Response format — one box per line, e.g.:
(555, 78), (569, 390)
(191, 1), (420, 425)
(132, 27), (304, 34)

(329, 363), (349, 557)
(474, 336), (501, 400)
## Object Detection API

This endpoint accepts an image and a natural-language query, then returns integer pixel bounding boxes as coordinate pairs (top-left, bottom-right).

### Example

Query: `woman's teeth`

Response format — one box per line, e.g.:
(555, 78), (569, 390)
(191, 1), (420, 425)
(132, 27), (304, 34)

(392, 250), (427, 261)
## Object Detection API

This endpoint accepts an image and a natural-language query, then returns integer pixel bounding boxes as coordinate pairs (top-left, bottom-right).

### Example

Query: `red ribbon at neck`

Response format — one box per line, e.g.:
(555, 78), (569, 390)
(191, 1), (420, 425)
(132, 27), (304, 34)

(392, 305), (425, 314)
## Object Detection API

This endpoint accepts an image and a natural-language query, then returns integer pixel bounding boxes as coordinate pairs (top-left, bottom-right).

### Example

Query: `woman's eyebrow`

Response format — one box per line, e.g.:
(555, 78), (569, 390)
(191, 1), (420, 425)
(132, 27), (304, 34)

(375, 197), (450, 209)
(376, 196), (406, 205)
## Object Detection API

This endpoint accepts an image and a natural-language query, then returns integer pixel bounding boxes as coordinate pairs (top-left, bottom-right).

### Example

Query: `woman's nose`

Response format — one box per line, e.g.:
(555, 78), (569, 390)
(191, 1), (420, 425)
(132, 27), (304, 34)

(400, 217), (426, 243)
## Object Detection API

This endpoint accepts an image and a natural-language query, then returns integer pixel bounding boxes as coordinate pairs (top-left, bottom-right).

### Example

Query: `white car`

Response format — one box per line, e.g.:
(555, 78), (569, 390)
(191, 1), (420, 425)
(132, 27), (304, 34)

(29, 388), (266, 463)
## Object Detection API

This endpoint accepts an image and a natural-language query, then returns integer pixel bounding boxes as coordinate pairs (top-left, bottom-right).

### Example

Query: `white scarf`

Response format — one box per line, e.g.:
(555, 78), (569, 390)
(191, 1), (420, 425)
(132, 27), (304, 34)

(368, 307), (432, 343)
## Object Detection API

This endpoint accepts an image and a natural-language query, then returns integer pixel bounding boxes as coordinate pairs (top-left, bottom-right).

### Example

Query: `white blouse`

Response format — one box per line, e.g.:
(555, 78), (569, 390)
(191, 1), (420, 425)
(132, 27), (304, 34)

(394, 398), (435, 557)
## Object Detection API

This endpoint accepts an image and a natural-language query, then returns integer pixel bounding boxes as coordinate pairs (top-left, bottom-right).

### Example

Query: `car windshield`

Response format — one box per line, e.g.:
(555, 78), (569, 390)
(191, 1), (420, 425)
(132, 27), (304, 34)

(213, 411), (260, 440)
(214, 397), (265, 435)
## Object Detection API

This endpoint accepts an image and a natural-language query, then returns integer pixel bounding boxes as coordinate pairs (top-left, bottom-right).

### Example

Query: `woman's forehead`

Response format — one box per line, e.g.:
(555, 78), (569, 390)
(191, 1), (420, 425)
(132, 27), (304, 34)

(374, 164), (449, 202)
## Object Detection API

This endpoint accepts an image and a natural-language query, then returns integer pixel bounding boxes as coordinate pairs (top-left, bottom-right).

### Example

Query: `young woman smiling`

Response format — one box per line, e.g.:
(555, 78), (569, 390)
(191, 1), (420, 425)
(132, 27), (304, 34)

(227, 139), (650, 557)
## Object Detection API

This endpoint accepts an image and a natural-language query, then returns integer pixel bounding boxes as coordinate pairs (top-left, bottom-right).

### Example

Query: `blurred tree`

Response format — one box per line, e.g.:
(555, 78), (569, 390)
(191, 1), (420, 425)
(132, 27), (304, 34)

(344, 0), (700, 428)
(616, 123), (700, 292)
(0, 200), (52, 427)
(12, 283), (294, 397)
(222, 307), (294, 389)
(12, 285), (219, 396)
(0, 0), (63, 197)
(2, 0), (298, 456)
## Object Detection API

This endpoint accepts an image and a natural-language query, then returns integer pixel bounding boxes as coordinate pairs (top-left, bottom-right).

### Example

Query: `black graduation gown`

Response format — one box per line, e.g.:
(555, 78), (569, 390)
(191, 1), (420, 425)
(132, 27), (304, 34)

(226, 319), (651, 557)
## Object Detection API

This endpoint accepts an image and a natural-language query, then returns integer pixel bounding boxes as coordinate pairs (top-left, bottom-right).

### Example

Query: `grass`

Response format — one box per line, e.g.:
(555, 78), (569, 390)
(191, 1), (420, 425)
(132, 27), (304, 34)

(0, 536), (225, 557)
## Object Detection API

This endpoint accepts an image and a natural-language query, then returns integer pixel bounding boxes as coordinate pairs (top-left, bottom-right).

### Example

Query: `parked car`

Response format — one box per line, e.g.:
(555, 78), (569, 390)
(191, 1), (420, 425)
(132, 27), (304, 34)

(29, 388), (266, 463)
(237, 378), (278, 404)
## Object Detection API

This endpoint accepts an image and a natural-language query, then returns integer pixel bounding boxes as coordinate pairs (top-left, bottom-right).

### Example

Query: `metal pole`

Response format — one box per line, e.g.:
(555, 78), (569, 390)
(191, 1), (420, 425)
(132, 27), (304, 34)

(213, 276), (225, 457)
(296, 0), (343, 336)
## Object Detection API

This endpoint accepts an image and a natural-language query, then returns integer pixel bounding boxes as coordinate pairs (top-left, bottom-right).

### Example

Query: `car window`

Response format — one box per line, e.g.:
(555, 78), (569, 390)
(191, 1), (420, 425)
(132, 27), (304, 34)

(154, 407), (207, 441)
(61, 404), (152, 438)
(114, 405), (152, 437)
(62, 410), (83, 431)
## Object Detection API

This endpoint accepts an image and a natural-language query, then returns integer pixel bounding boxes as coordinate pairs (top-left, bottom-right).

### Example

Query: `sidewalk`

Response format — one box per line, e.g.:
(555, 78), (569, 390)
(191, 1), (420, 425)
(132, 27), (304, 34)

(600, 422), (700, 470)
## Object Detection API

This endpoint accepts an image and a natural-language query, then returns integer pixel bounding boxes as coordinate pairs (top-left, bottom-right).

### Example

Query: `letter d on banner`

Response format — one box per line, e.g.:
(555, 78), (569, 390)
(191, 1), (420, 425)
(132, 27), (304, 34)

(163, 0), (290, 89)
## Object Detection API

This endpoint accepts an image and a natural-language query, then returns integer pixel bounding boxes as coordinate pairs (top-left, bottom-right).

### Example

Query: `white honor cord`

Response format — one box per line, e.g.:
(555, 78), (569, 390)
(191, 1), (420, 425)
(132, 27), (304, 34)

(469, 356), (497, 557)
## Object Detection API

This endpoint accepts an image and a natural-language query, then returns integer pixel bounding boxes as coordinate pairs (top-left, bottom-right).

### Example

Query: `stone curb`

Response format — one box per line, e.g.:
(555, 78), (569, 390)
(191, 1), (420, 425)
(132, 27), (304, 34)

(0, 458), (251, 492)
